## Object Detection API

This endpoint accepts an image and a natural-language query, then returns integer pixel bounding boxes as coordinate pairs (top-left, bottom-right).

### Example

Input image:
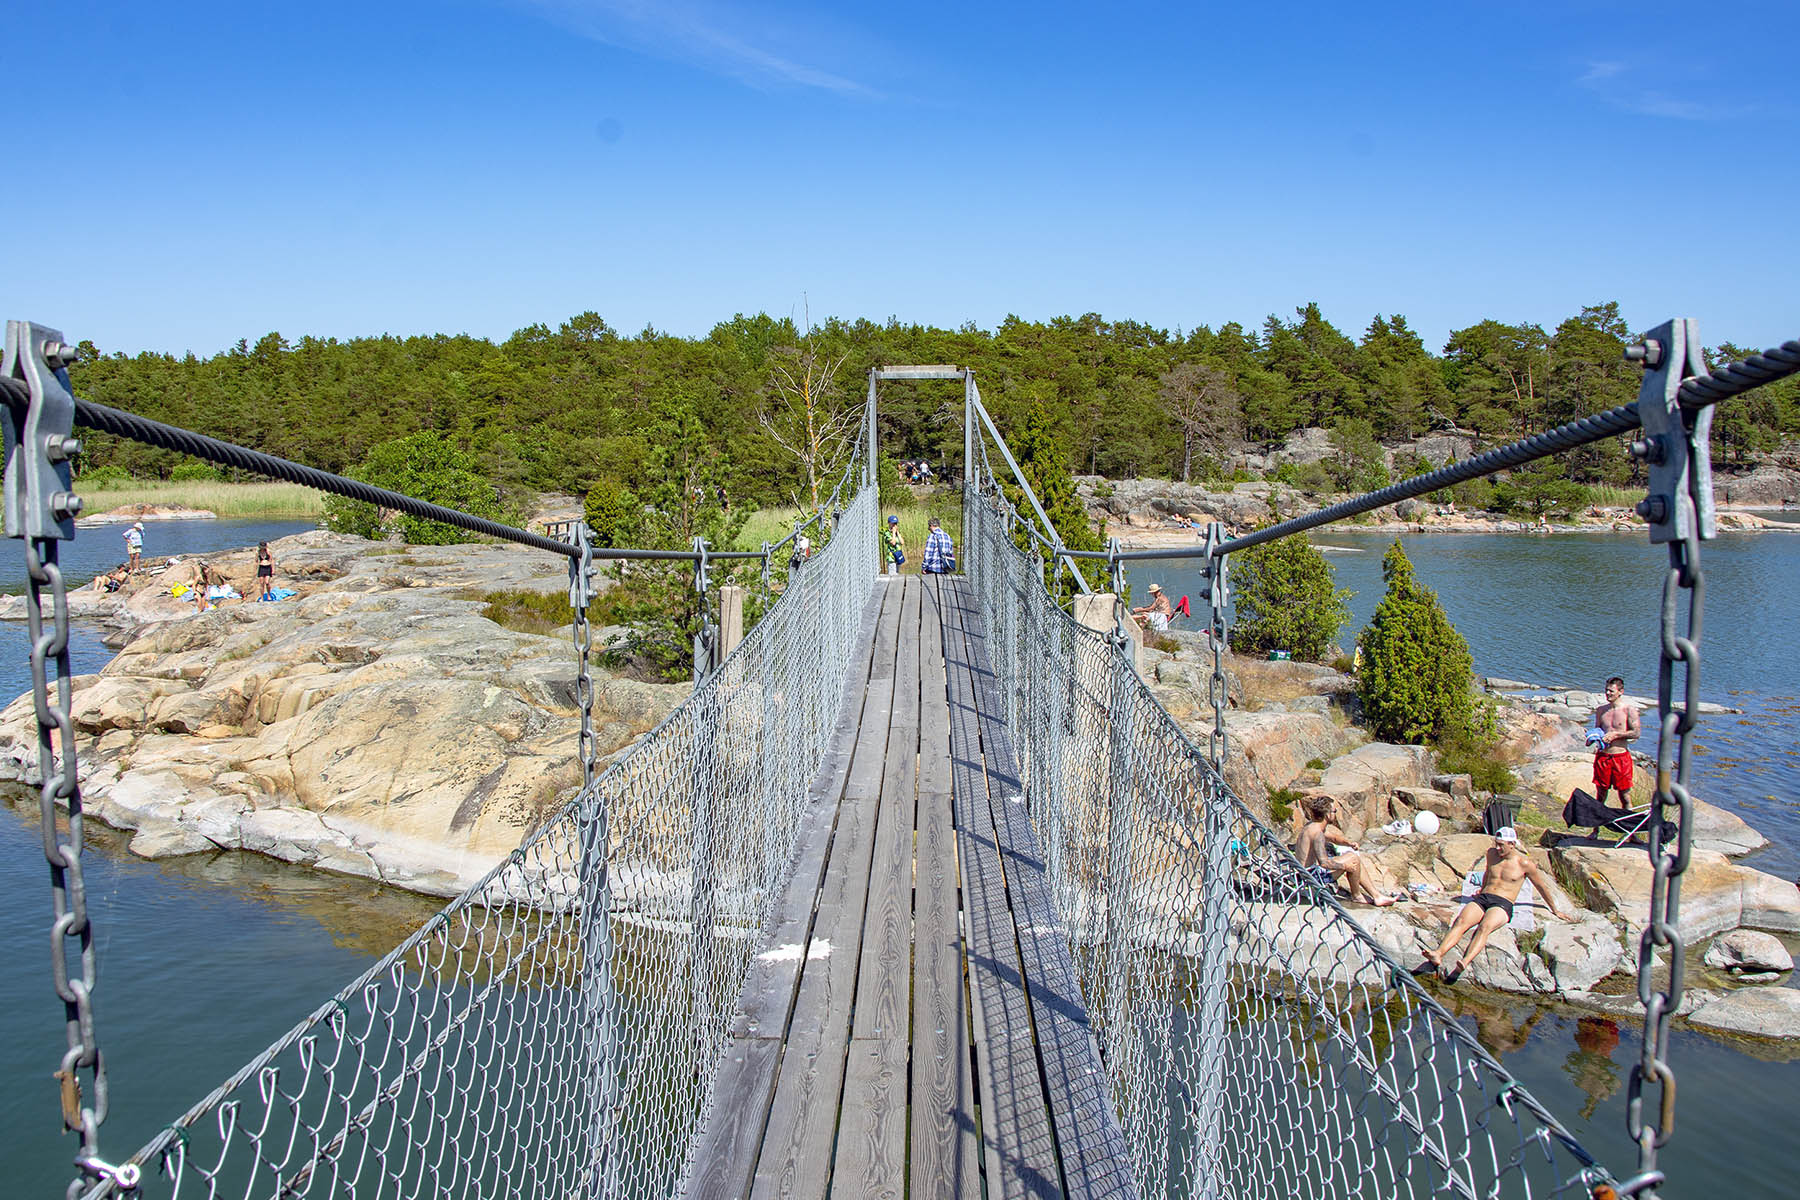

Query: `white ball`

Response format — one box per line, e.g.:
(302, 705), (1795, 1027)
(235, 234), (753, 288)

(1413, 810), (1441, 836)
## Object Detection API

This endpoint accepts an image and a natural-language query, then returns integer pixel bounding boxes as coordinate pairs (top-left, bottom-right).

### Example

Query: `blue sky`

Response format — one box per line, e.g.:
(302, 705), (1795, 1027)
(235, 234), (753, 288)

(15, 1), (1797, 356)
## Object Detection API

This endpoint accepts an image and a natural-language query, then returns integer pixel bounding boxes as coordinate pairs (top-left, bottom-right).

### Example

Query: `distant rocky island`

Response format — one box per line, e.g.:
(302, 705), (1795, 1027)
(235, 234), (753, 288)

(1080, 426), (1800, 542)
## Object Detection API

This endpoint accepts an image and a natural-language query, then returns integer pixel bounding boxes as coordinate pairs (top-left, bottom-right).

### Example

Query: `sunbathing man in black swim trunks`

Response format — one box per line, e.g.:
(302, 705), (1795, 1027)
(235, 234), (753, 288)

(1419, 827), (1570, 983)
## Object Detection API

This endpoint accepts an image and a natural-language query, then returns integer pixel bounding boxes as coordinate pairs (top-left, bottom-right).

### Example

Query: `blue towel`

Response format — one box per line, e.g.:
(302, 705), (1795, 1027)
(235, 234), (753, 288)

(261, 587), (298, 602)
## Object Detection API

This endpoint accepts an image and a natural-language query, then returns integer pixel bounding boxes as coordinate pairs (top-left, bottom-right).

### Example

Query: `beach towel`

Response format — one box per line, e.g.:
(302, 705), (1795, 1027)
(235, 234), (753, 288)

(260, 587), (297, 602)
(170, 583), (190, 598)
(1175, 595), (1191, 619)
(1460, 870), (1537, 932)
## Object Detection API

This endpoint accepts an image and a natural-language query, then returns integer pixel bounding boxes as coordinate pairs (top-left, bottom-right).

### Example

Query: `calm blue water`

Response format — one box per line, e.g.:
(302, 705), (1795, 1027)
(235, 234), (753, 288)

(2, 522), (1795, 1194)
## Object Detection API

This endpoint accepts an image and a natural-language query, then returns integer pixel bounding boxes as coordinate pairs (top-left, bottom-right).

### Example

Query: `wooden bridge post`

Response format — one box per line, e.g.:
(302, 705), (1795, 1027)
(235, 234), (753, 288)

(1074, 592), (1143, 671)
(719, 585), (746, 659)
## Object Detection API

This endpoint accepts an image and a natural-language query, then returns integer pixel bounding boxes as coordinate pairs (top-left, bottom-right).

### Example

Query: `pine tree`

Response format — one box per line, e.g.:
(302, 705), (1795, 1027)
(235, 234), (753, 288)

(1356, 542), (1474, 743)
(1228, 538), (1350, 662)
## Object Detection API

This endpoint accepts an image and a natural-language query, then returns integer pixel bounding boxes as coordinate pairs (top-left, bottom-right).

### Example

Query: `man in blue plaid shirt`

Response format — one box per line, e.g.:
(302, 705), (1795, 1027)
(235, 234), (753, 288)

(922, 517), (956, 574)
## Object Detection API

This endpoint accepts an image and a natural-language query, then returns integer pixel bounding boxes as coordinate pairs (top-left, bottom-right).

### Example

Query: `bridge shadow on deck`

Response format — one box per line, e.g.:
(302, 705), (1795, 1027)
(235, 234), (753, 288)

(685, 577), (1136, 1200)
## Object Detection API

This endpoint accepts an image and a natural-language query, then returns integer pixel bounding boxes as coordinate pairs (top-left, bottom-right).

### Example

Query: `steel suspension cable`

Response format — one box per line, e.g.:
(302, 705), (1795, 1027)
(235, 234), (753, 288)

(11, 388), (749, 563)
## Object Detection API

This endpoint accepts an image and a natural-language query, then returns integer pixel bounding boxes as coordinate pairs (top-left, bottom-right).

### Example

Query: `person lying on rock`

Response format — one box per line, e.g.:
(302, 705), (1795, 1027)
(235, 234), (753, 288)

(1296, 794), (1396, 907)
(1417, 827), (1570, 984)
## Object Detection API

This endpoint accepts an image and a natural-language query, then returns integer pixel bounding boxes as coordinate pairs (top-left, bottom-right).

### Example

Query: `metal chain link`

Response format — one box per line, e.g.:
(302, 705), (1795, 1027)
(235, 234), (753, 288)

(570, 524), (598, 788)
(24, 536), (141, 1198)
(1621, 527), (1702, 1197)
(1202, 523), (1228, 772)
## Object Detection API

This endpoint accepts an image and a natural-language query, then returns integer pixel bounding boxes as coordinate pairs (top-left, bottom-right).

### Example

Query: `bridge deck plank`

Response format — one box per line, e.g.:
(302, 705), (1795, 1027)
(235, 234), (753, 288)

(955, 586), (1138, 1199)
(941, 579), (1060, 1200)
(911, 577), (979, 1200)
(748, 581), (902, 1200)
(692, 574), (1128, 1200)
(834, 578), (924, 1196)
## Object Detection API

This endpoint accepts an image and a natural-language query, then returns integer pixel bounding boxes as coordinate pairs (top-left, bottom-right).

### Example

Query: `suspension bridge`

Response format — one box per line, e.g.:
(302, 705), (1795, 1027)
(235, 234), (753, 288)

(6, 318), (1799, 1200)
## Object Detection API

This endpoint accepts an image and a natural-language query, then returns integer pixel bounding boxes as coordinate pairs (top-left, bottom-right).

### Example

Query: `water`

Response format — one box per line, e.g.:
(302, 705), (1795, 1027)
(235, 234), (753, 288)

(2, 523), (1795, 1193)
(1132, 529), (1800, 878)
(0, 518), (317, 706)
(0, 517), (337, 1195)
(1130, 527), (1800, 1191)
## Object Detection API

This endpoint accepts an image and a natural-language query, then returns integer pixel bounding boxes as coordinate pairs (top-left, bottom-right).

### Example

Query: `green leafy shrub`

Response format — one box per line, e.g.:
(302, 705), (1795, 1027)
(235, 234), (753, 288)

(171, 462), (224, 483)
(1356, 541), (1474, 743)
(1450, 476), (1494, 511)
(1490, 462), (1587, 520)
(877, 453), (913, 510)
(1266, 786), (1304, 824)
(323, 431), (508, 544)
(1228, 537), (1350, 662)
(1434, 698), (1517, 792)
(78, 465), (132, 489)
(583, 477), (641, 547)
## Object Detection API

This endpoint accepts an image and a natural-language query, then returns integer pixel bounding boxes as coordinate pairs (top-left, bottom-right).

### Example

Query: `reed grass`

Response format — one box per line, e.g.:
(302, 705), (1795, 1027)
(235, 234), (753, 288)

(735, 494), (966, 575)
(1582, 484), (1637, 509)
(80, 480), (326, 519)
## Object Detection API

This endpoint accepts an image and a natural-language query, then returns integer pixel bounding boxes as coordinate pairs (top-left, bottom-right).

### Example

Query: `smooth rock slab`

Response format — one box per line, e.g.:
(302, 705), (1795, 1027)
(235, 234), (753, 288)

(1553, 846), (1800, 940)
(1686, 987), (1800, 1039)
(1704, 929), (1794, 974)
(1539, 911), (1626, 992)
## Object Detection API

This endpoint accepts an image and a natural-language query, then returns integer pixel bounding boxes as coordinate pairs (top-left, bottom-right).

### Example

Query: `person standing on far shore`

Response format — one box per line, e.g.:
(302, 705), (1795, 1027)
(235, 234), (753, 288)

(1592, 676), (1640, 812)
(256, 541), (274, 600)
(124, 521), (144, 573)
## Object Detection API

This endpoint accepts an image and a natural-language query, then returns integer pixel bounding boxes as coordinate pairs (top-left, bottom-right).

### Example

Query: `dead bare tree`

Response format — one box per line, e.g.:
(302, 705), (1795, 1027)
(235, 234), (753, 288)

(761, 304), (858, 510)
(1157, 362), (1245, 482)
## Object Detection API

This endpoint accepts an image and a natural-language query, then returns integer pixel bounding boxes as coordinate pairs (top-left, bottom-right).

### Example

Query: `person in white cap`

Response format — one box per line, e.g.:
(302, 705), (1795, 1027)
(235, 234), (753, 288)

(1418, 826), (1570, 984)
(123, 522), (145, 573)
(1131, 582), (1173, 631)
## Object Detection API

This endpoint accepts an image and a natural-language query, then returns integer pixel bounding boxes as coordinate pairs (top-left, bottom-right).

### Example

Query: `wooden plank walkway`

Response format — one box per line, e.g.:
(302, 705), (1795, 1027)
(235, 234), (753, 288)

(687, 577), (1136, 1200)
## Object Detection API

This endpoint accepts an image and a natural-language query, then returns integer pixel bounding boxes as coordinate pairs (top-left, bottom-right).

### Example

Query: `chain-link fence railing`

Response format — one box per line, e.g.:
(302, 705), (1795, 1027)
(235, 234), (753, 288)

(81, 486), (875, 1200)
(963, 480), (1613, 1200)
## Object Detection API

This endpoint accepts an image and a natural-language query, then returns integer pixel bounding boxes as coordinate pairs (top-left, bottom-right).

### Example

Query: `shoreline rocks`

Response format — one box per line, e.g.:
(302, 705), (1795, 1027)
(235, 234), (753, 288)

(0, 532), (685, 898)
(78, 503), (219, 525)
(1144, 627), (1798, 1043)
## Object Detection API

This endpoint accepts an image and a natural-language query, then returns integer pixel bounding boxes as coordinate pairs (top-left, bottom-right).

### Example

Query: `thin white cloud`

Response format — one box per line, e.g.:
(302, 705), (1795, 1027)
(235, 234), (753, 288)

(521, 0), (877, 97)
(1577, 61), (1624, 86)
(1576, 58), (1742, 121)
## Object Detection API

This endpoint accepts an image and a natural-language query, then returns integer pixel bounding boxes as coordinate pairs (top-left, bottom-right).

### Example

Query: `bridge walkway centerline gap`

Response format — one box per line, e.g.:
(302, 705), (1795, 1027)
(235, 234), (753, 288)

(688, 576), (1130, 1198)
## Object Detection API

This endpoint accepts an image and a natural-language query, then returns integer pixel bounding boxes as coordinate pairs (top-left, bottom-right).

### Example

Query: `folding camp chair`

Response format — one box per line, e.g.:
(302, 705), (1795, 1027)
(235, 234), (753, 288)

(1563, 787), (1677, 846)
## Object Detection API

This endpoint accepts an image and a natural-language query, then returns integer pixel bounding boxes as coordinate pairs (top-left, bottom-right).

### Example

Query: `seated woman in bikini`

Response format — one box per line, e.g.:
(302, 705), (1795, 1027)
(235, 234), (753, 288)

(1295, 794), (1395, 907)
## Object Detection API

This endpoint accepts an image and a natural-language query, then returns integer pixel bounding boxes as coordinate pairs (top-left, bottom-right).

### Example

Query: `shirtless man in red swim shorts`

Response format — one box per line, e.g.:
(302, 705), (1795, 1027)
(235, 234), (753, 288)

(1593, 676), (1640, 812)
